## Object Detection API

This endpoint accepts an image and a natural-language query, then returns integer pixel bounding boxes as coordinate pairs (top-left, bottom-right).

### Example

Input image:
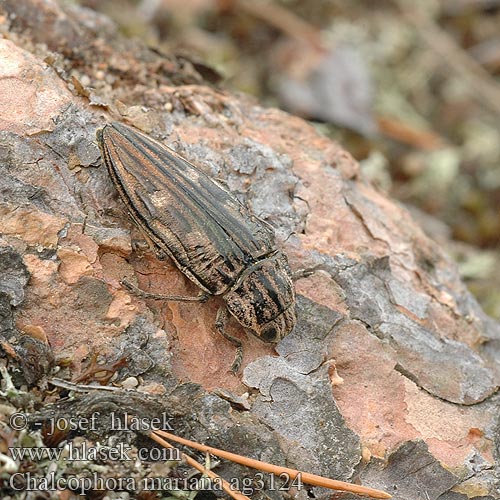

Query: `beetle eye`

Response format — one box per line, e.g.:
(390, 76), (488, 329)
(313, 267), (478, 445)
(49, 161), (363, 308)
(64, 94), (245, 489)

(261, 326), (278, 342)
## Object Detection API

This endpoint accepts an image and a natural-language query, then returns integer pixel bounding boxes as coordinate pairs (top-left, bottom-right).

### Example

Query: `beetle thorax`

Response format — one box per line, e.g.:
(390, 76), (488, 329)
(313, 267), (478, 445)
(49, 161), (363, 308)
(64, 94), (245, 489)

(223, 252), (296, 343)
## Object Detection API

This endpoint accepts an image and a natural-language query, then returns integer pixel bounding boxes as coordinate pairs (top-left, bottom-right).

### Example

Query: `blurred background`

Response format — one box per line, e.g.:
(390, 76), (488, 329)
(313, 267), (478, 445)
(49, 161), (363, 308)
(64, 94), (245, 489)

(76, 0), (500, 319)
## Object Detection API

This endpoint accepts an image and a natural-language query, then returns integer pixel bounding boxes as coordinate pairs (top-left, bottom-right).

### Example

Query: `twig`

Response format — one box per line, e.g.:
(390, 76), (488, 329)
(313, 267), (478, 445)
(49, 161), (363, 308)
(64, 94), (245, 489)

(152, 430), (391, 499)
(377, 115), (445, 150)
(234, 0), (324, 52)
(149, 431), (251, 500)
(47, 377), (122, 392)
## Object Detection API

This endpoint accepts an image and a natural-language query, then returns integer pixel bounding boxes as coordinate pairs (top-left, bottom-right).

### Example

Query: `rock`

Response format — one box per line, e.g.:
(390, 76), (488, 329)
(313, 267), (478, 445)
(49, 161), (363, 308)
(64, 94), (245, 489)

(0, 1), (499, 499)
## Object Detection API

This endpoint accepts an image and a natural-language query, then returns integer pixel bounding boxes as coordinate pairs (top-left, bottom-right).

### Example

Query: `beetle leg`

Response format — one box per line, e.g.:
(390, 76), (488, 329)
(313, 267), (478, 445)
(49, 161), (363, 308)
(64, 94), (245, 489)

(215, 307), (243, 373)
(131, 237), (169, 261)
(292, 264), (324, 281)
(121, 279), (209, 302)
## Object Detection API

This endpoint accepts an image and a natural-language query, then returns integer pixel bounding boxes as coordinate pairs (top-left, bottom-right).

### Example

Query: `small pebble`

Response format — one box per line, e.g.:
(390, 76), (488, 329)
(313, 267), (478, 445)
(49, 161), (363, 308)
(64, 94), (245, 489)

(121, 376), (139, 389)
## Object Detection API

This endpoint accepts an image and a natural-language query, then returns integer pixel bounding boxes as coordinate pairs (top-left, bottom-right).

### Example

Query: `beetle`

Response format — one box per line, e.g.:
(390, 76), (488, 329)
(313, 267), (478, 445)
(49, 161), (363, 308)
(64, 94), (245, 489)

(96, 122), (296, 372)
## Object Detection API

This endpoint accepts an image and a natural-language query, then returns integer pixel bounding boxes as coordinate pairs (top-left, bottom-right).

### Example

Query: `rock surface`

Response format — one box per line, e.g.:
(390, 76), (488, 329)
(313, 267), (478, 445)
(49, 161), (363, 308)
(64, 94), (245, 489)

(0, 1), (499, 499)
